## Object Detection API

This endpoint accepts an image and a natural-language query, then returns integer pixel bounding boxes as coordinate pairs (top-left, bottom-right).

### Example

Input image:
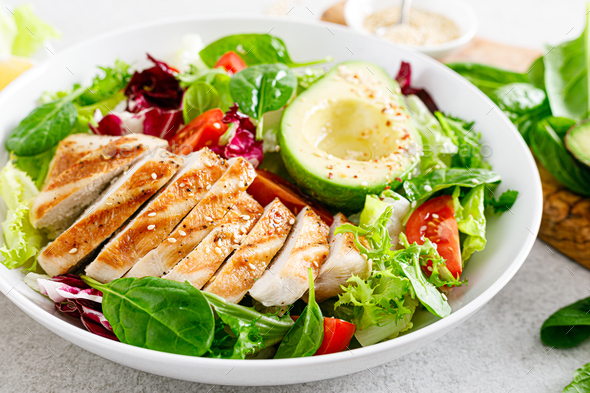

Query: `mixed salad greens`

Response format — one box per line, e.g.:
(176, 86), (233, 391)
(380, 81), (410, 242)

(0, 32), (518, 359)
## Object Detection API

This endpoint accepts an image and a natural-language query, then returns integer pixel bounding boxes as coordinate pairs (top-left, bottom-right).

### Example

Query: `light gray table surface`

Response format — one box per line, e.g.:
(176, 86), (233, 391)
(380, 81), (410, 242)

(2, 1), (590, 392)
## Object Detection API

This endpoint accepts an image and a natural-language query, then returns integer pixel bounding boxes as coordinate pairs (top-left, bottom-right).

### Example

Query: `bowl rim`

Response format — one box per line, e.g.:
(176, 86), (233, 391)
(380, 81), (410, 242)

(0, 14), (542, 371)
(343, 0), (479, 52)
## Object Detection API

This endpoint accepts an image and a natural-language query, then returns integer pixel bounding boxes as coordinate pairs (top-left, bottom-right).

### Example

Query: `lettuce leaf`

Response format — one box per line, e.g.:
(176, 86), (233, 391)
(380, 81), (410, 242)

(453, 185), (487, 262)
(75, 60), (131, 107)
(0, 160), (45, 269)
(12, 4), (60, 58)
(486, 189), (518, 213)
(359, 191), (410, 247)
(0, 5), (17, 57)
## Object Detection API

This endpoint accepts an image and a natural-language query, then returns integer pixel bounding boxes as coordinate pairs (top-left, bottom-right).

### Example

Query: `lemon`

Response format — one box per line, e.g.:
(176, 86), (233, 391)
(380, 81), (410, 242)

(0, 56), (33, 91)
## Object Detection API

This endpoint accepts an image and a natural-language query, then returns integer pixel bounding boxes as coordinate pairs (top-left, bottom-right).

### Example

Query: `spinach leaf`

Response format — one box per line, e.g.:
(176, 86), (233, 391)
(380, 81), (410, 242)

(486, 189), (519, 213)
(453, 185), (487, 262)
(182, 81), (220, 123)
(200, 34), (329, 68)
(446, 63), (528, 97)
(179, 66), (233, 113)
(202, 291), (294, 357)
(564, 362), (590, 393)
(491, 83), (552, 142)
(435, 113), (491, 170)
(403, 168), (502, 203)
(6, 88), (83, 156)
(75, 59), (131, 106)
(540, 297), (590, 348)
(229, 64), (297, 139)
(544, 11), (590, 121)
(13, 146), (56, 188)
(209, 73), (233, 113)
(528, 56), (546, 90)
(275, 270), (323, 358)
(82, 276), (215, 357)
(530, 117), (590, 196)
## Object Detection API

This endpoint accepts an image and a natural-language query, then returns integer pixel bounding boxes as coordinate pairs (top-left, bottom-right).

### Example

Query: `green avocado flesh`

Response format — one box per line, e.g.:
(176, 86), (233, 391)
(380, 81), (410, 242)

(279, 61), (421, 213)
(565, 121), (590, 167)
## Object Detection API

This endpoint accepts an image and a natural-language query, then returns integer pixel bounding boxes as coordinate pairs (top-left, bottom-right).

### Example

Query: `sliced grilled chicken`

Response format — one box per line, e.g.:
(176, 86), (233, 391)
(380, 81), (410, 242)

(44, 134), (118, 188)
(85, 149), (228, 283)
(31, 134), (167, 236)
(163, 193), (264, 288)
(249, 206), (329, 307)
(204, 198), (295, 303)
(313, 213), (370, 303)
(37, 149), (182, 277)
(126, 157), (256, 278)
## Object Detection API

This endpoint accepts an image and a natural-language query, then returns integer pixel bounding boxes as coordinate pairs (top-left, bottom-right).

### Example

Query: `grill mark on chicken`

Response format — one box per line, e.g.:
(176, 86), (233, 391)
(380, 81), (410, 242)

(163, 193), (264, 288)
(203, 199), (294, 303)
(37, 151), (181, 277)
(125, 157), (256, 278)
(85, 149), (227, 283)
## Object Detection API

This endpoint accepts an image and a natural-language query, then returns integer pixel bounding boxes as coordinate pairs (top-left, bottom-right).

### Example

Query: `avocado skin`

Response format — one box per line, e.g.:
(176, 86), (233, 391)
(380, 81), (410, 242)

(279, 141), (417, 214)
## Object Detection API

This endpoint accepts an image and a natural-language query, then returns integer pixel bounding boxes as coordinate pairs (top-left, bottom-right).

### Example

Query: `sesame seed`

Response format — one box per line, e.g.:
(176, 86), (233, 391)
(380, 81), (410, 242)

(205, 216), (213, 222)
(275, 145), (281, 152)
(240, 227), (248, 234)
(314, 151), (323, 157)
(209, 275), (216, 283)
(188, 193), (195, 197)
(179, 230), (187, 236)
(179, 183), (185, 188)
(427, 265), (433, 271)
(147, 225), (156, 230)
(432, 213), (439, 219)
(238, 181), (245, 188)
(420, 225), (427, 231)
(206, 184), (212, 190)
(471, 179), (479, 183)
(205, 161), (213, 167)
(232, 244), (240, 249)
(148, 212), (156, 217)
(248, 263), (256, 270)
(313, 261), (318, 268)
(215, 247), (223, 254)
(151, 173), (157, 180)
(289, 218), (295, 225)
(424, 185), (432, 192)
(106, 202), (112, 205)
(242, 215), (250, 220)
(168, 238), (177, 243)
(213, 122), (221, 129)
(216, 239), (223, 247)
(69, 248), (78, 254)
(411, 201), (417, 208)
(326, 164), (333, 169)
(327, 154), (334, 159)
(361, 181), (368, 186)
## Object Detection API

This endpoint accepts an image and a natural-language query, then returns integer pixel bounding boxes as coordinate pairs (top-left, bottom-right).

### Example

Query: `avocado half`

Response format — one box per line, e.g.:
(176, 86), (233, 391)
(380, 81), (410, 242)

(279, 61), (421, 213)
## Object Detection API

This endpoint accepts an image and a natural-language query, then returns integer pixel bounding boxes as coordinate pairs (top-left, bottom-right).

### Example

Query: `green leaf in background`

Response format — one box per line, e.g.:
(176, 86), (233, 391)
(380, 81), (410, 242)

(182, 81), (220, 123)
(275, 270), (323, 359)
(83, 276), (215, 357)
(13, 146), (56, 188)
(486, 189), (519, 213)
(530, 117), (590, 195)
(200, 34), (330, 68)
(491, 83), (552, 142)
(446, 62), (529, 97)
(453, 185), (487, 262)
(540, 297), (590, 348)
(229, 63), (297, 139)
(0, 4), (17, 57)
(12, 4), (60, 57)
(528, 56), (546, 90)
(74, 60), (131, 106)
(402, 168), (502, 203)
(203, 291), (294, 357)
(563, 362), (590, 393)
(544, 11), (590, 121)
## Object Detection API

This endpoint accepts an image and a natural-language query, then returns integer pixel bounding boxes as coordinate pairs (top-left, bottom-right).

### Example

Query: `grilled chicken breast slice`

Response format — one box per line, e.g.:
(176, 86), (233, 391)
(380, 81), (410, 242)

(37, 149), (182, 277)
(163, 193), (264, 288)
(203, 199), (295, 303)
(249, 206), (329, 307)
(31, 134), (167, 236)
(313, 213), (370, 303)
(85, 148), (228, 283)
(44, 134), (118, 188)
(126, 157), (256, 278)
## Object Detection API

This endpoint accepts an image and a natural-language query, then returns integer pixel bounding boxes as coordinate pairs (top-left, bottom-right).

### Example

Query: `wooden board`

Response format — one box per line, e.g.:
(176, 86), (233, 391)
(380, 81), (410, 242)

(322, 2), (590, 269)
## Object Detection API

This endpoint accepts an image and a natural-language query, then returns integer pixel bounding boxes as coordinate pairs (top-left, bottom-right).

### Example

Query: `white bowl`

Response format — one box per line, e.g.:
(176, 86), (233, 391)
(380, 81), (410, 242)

(0, 16), (541, 386)
(344, 0), (478, 59)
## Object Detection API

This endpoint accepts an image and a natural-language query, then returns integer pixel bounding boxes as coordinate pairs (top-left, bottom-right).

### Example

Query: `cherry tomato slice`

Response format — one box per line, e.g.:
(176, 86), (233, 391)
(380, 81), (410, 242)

(290, 316), (356, 356)
(406, 195), (462, 279)
(214, 51), (247, 76)
(170, 108), (228, 155)
(248, 169), (334, 225)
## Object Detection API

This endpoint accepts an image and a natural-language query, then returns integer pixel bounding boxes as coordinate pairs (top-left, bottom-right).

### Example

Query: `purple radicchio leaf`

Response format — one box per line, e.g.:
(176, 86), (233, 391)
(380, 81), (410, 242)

(90, 107), (183, 141)
(395, 61), (439, 114)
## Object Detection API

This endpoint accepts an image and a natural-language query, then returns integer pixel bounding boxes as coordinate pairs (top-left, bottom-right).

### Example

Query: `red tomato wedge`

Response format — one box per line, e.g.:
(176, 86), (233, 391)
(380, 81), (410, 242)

(406, 195), (462, 279)
(214, 51), (247, 76)
(290, 316), (356, 356)
(248, 169), (334, 225)
(170, 108), (228, 155)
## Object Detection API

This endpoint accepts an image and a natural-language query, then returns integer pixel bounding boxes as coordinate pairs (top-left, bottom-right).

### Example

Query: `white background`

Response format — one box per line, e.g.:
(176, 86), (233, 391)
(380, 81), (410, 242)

(1, 1), (590, 392)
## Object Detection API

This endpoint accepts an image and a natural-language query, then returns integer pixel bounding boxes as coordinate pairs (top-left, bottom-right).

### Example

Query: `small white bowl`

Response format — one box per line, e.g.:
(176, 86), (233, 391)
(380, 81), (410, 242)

(344, 0), (478, 59)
